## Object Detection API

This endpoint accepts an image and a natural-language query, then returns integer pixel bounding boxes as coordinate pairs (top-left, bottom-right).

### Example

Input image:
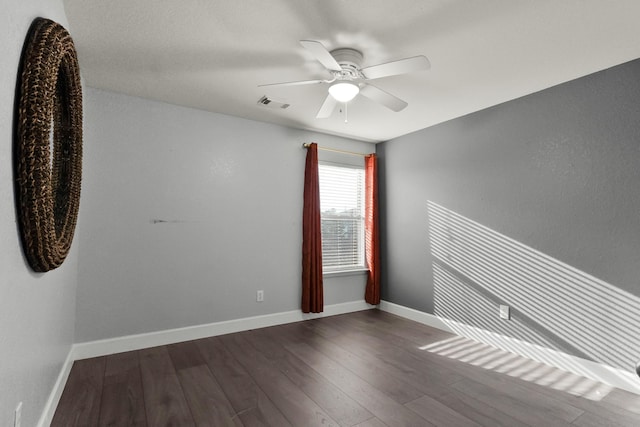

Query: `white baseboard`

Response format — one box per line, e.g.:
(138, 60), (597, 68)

(72, 300), (374, 360)
(379, 300), (640, 396)
(37, 349), (75, 427)
(40, 300), (374, 425)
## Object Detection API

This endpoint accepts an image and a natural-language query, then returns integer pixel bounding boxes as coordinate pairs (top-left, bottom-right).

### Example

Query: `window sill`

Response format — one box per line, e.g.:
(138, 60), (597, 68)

(323, 268), (369, 278)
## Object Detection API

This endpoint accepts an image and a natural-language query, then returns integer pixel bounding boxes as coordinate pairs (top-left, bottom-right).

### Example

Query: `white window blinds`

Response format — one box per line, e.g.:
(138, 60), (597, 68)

(318, 163), (365, 271)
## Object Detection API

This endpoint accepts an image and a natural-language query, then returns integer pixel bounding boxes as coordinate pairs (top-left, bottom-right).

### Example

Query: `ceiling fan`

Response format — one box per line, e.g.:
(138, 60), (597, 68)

(259, 40), (430, 118)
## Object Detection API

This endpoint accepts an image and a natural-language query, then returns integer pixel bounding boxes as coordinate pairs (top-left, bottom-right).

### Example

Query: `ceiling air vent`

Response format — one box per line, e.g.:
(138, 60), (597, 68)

(257, 96), (290, 110)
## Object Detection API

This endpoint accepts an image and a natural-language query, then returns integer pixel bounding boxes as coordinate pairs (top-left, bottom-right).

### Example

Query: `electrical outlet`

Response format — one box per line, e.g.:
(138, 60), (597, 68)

(14, 402), (22, 427)
(256, 290), (264, 302)
(499, 305), (510, 320)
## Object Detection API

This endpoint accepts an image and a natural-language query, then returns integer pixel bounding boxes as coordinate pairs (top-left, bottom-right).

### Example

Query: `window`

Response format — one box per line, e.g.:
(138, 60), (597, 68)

(318, 163), (365, 272)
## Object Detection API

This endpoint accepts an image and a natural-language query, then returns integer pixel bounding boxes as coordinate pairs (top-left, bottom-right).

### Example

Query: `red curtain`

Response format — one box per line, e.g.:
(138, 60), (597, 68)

(302, 143), (323, 313)
(365, 154), (381, 305)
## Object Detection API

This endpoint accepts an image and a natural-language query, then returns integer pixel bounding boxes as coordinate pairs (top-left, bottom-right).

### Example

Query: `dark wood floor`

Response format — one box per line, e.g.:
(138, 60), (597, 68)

(52, 310), (640, 426)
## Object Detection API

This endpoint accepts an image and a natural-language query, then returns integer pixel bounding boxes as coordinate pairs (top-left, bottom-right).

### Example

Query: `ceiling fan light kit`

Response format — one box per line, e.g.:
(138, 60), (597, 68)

(328, 81), (360, 103)
(260, 39), (430, 119)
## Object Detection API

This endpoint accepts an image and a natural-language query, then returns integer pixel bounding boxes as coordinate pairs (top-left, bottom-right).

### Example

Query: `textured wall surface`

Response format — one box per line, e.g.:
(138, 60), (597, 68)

(75, 88), (373, 342)
(378, 58), (640, 372)
(0, 2), (79, 426)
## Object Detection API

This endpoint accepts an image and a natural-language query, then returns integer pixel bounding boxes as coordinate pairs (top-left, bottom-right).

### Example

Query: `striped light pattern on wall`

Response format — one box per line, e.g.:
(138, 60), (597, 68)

(427, 201), (640, 373)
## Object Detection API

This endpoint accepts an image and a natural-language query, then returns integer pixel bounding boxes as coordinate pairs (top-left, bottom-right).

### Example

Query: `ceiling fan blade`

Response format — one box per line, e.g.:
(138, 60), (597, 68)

(300, 40), (342, 72)
(359, 84), (408, 112)
(361, 55), (430, 80)
(316, 93), (338, 118)
(258, 79), (325, 88)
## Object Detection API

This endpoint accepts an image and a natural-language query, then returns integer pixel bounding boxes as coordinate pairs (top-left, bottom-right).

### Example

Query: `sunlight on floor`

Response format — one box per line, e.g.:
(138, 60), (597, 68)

(420, 335), (614, 401)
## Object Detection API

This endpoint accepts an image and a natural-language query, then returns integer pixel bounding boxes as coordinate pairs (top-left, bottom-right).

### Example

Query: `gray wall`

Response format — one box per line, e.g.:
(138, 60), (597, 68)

(0, 2), (79, 426)
(378, 59), (640, 372)
(75, 88), (374, 342)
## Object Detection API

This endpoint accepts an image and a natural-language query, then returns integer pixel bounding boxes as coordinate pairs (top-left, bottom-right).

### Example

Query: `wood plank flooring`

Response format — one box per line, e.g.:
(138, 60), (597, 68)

(52, 310), (640, 426)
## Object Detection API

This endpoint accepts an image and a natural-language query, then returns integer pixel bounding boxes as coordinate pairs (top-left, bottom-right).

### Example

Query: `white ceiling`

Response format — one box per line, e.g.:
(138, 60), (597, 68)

(63, 0), (640, 143)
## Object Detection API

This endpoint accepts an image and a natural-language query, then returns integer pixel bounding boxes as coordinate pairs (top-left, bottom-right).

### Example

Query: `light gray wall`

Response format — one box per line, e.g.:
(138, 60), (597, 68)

(75, 88), (374, 342)
(378, 58), (640, 372)
(0, 2), (79, 426)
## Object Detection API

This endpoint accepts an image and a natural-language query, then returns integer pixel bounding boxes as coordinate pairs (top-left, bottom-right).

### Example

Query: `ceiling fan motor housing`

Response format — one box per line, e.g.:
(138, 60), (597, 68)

(330, 48), (363, 80)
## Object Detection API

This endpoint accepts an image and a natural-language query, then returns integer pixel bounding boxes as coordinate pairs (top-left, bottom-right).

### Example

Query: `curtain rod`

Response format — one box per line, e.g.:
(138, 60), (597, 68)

(302, 143), (369, 157)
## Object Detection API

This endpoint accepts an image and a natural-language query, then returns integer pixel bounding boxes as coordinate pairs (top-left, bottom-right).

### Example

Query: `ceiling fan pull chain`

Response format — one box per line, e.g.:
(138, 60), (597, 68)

(345, 102), (348, 123)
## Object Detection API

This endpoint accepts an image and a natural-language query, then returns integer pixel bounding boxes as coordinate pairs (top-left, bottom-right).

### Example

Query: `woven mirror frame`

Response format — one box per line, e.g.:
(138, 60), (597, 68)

(15, 18), (83, 272)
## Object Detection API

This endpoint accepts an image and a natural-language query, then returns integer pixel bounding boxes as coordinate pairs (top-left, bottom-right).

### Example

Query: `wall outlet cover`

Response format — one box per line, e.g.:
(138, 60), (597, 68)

(499, 305), (511, 320)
